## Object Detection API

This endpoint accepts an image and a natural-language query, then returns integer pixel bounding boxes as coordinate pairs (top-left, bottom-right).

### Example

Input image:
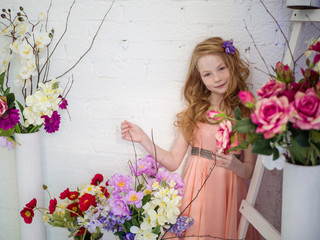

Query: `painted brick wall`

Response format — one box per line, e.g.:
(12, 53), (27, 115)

(0, 0), (318, 239)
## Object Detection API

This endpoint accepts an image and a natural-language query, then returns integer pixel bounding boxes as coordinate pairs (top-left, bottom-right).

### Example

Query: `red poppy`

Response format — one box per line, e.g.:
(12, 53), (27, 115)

(26, 198), (37, 209)
(91, 174), (103, 186)
(20, 207), (34, 224)
(100, 186), (110, 198)
(49, 198), (57, 214)
(79, 193), (97, 212)
(67, 202), (80, 217)
(59, 188), (70, 199)
(67, 191), (79, 200)
(76, 227), (86, 236)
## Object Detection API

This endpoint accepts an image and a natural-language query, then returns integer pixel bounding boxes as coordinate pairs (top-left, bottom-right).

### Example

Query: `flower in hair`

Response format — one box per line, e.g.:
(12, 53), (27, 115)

(223, 39), (235, 54)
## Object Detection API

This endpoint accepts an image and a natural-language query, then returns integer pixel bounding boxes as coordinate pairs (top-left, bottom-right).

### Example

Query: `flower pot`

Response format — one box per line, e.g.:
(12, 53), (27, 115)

(15, 132), (46, 240)
(281, 161), (320, 240)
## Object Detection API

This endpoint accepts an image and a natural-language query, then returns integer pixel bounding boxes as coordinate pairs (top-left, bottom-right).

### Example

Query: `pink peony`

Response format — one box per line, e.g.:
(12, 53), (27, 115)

(257, 79), (286, 99)
(216, 120), (234, 154)
(109, 173), (132, 193)
(290, 88), (320, 130)
(0, 98), (8, 117)
(251, 96), (293, 139)
(108, 194), (130, 216)
(238, 91), (256, 108)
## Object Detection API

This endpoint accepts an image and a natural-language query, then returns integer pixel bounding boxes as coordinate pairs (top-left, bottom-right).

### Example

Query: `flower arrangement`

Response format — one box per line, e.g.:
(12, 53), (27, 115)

(0, 6), (70, 147)
(20, 155), (194, 240)
(209, 38), (320, 167)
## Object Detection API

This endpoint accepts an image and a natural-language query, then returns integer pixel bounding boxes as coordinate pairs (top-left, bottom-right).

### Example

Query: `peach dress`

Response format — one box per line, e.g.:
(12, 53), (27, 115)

(176, 122), (257, 240)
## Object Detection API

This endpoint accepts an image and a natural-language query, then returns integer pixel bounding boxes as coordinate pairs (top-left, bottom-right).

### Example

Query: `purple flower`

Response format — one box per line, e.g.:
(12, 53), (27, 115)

(41, 111), (60, 133)
(223, 39), (235, 54)
(0, 136), (14, 150)
(125, 191), (143, 208)
(108, 194), (130, 216)
(102, 211), (131, 232)
(58, 96), (68, 110)
(170, 216), (194, 237)
(131, 155), (162, 177)
(0, 108), (20, 130)
(155, 169), (185, 196)
(124, 232), (135, 240)
(109, 173), (132, 193)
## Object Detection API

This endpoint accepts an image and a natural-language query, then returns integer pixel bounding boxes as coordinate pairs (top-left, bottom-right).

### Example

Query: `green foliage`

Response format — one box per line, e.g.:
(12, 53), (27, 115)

(234, 118), (255, 133)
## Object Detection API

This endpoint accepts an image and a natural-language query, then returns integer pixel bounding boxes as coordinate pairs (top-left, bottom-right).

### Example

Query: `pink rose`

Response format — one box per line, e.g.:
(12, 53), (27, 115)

(257, 79), (286, 98)
(216, 120), (234, 154)
(290, 88), (320, 130)
(251, 96), (293, 139)
(206, 109), (224, 123)
(0, 98), (8, 117)
(275, 61), (294, 83)
(238, 91), (255, 108)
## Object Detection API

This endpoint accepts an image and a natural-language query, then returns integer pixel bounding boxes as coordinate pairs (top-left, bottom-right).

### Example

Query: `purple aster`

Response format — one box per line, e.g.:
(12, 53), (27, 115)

(58, 96), (68, 110)
(108, 194), (130, 216)
(0, 108), (20, 130)
(170, 216), (194, 237)
(41, 111), (60, 133)
(125, 190), (144, 208)
(223, 39), (235, 54)
(109, 173), (133, 193)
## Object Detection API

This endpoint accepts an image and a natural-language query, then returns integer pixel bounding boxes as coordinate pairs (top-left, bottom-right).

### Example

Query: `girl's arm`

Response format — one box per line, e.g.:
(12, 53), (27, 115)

(121, 120), (189, 172)
(215, 146), (257, 179)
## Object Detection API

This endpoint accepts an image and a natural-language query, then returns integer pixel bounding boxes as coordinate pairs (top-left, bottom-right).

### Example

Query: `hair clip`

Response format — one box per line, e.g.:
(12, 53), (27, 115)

(223, 39), (235, 54)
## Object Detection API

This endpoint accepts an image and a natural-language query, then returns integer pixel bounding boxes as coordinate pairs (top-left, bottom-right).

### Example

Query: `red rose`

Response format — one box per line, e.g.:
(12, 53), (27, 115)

(20, 207), (34, 224)
(91, 174), (103, 186)
(26, 198), (37, 209)
(49, 198), (57, 214)
(79, 193), (97, 212)
(76, 227), (86, 236)
(67, 202), (80, 217)
(67, 191), (79, 200)
(100, 186), (110, 198)
(59, 188), (70, 199)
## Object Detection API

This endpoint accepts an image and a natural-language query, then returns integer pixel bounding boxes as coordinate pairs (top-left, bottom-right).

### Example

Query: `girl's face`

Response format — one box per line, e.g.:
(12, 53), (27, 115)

(197, 54), (231, 102)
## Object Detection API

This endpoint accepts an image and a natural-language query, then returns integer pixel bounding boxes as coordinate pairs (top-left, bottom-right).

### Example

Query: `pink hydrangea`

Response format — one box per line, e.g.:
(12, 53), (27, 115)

(290, 88), (320, 130)
(251, 96), (293, 139)
(257, 79), (287, 99)
(108, 194), (130, 216)
(125, 190), (143, 208)
(109, 173), (132, 193)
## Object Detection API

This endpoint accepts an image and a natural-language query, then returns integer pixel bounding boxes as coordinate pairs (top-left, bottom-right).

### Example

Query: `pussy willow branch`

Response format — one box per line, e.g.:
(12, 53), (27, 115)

(259, 0), (295, 68)
(243, 19), (271, 76)
(39, 0), (76, 76)
(56, 0), (115, 79)
(161, 156), (217, 239)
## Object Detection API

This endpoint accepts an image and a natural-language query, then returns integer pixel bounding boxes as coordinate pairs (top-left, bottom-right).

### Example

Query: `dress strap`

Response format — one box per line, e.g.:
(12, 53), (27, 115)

(191, 147), (215, 160)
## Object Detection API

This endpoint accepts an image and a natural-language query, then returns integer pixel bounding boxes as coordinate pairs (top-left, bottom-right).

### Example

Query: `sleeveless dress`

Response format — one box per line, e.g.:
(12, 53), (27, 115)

(175, 122), (258, 240)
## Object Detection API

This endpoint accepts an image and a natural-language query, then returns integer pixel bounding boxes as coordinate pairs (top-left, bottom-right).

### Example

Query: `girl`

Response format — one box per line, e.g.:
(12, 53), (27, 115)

(121, 37), (258, 239)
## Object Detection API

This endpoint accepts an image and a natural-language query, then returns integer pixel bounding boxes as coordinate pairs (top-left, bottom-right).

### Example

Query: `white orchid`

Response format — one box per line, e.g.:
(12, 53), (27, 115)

(16, 21), (31, 37)
(18, 41), (34, 60)
(33, 30), (51, 50)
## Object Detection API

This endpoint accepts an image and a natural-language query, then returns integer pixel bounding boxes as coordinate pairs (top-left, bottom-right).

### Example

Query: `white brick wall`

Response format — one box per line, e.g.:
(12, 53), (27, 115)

(0, 0), (318, 239)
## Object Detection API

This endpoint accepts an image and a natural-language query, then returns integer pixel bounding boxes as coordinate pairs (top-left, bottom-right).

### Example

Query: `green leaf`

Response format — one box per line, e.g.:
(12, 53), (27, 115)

(293, 131), (310, 148)
(152, 225), (161, 234)
(0, 128), (14, 137)
(310, 130), (320, 144)
(228, 141), (248, 152)
(272, 147), (279, 160)
(234, 118), (255, 133)
(123, 221), (131, 232)
(132, 217), (139, 227)
(234, 107), (242, 120)
(4, 87), (10, 96)
(142, 194), (151, 206)
(6, 92), (15, 104)
(252, 139), (273, 155)
(16, 100), (26, 122)
(136, 183), (143, 192)
(288, 137), (310, 165)
(0, 72), (5, 92)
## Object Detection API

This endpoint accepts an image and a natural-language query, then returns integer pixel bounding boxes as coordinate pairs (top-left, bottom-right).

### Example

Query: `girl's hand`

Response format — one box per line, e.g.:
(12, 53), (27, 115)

(215, 152), (240, 172)
(121, 120), (146, 143)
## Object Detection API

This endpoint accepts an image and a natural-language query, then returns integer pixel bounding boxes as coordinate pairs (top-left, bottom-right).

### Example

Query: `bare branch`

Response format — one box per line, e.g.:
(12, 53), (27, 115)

(56, 0), (115, 79)
(151, 128), (159, 174)
(45, 0), (53, 32)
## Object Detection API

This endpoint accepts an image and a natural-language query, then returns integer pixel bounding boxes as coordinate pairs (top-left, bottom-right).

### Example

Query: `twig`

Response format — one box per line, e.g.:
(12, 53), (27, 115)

(128, 130), (138, 189)
(39, 0), (76, 75)
(259, 0), (295, 68)
(56, 0), (115, 79)
(151, 128), (159, 173)
(253, 66), (271, 76)
(45, 0), (53, 32)
(243, 19), (271, 76)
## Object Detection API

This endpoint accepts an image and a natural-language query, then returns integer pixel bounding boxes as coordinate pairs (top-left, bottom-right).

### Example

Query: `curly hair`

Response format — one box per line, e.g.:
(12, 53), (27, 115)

(175, 37), (251, 143)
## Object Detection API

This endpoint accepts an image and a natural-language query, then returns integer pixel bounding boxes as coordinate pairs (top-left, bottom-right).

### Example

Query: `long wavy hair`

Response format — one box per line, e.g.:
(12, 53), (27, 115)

(175, 37), (251, 143)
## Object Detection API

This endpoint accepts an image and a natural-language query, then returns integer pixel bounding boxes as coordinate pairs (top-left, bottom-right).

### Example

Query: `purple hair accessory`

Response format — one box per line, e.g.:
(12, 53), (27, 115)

(223, 39), (235, 54)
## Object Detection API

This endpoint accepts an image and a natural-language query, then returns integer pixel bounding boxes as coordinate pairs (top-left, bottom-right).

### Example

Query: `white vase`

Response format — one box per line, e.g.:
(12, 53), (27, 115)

(15, 132), (46, 240)
(281, 161), (320, 240)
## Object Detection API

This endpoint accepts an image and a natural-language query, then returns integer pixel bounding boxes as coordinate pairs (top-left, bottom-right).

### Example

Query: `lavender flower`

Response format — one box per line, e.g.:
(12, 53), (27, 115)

(223, 39), (235, 54)
(0, 108), (20, 130)
(108, 194), (131, 216)
(102, 211), (131, 232)
(124, 232), (135, 240)
(170, 216), (194, 237)
(41, 111), (60, 133)
(0, 136), (14, 150)
(109, 173), (133, 193)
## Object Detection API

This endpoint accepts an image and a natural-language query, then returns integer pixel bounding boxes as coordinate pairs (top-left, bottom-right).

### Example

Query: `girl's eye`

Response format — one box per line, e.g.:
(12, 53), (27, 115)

(204, 73), (211, 77)
(219, 67), (225, 71)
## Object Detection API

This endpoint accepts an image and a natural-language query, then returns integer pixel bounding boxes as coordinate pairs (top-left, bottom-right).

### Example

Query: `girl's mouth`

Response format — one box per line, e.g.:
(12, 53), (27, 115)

(215, 83), (226, 88)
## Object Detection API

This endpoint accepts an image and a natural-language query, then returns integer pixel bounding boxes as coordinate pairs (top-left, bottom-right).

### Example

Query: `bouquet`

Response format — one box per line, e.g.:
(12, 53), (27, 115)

(20, 156), (194, 240)
(208, 38), (320, 167)
(0, 6), (70, 149)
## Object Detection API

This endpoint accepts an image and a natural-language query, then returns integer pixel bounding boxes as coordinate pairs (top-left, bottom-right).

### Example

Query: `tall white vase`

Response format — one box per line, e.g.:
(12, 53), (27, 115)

(281, 161), (320, 240)
(15, 132), (46, 240)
